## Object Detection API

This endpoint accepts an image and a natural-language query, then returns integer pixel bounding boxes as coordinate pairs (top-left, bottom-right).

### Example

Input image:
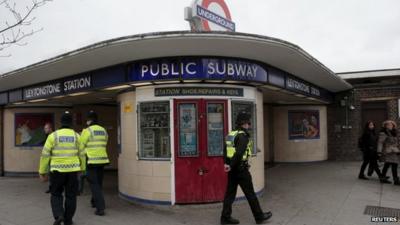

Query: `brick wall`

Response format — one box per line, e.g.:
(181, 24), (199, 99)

(328, 85), (400, 160)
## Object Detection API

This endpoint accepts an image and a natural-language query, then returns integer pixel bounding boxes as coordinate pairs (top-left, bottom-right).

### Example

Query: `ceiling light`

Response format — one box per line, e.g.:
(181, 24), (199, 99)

(102, 85), (131, 91)
(28, 99), (47, 103)
(68, 92), (90, 97)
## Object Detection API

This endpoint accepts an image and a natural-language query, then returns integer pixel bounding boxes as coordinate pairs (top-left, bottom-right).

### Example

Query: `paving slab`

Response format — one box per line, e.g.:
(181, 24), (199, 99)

(1, 162), (399, 225)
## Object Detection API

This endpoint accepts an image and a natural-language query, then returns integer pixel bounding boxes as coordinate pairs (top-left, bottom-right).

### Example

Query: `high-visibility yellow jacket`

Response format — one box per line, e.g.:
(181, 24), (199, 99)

(80, 124), (110, 165)
(39, 128), (86, 174)
(225, 130), (253, 161)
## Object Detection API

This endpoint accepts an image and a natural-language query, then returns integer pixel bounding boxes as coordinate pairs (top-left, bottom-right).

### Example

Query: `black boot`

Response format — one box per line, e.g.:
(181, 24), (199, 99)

(221, 216), (240, 224)
(367, 166), (373, 176)
(255, 212), (272, 224)
(64, 220), (74, 225)
(358, 175), (369, 180)
(380, 177), (391, 184)
(53, 216), (63, 225)
(95, 209), (105, 216)
(394, 178), (400, 186)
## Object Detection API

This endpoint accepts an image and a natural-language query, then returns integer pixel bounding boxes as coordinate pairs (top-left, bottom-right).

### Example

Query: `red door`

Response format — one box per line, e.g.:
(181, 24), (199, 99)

(174, 99), (228, 203)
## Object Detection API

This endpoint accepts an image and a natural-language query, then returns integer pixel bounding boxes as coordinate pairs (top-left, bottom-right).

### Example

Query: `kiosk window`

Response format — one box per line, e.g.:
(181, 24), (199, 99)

(138, 102), (170, 159)
(207, 103), (224, 156)
(231, 101), (257, 154)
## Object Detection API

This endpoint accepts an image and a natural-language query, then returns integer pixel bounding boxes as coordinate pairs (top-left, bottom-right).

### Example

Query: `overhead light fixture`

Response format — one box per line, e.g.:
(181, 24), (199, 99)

(68, 92), (90, 97)
(278, 89), (291, 94)
(12, 102), (25, 105)
(130, 82), (152, 87)
(52, 95), (65, 99)
(294, 94), (305, 98)
(183, 80), (202, 83)
(28, 99), (47, 103)
(224, 80), (244, 84)
(306, 97), (317, 101)
(103, 85), (131, 91)
(153, 80), (180, 85)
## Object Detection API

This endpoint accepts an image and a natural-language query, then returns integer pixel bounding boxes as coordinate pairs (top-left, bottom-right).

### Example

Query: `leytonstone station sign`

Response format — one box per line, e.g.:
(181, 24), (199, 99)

(185, 0), (235, 32)
(23, 74), (92, 100)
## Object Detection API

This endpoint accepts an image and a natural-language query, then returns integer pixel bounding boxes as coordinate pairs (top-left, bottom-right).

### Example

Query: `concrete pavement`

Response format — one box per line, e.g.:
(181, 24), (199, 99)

(0, 162), (398, 225)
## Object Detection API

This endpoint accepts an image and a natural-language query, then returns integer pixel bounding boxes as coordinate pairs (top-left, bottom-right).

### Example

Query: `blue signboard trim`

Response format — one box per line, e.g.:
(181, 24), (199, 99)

(92, 66), (126, 88)
(2, 56), (334, 103)
(8, 89), (23, 103)
(0, 92), (8, 105)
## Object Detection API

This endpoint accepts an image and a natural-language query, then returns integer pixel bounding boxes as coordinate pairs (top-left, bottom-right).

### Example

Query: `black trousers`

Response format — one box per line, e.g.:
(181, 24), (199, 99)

(78, 174), (86, 194)
(87, 165), (105, 210)
(359, 151), (382, 177)
(221, 168), (263, 220)
(49, 171), (78, 223)
(382, 163), (399, 180)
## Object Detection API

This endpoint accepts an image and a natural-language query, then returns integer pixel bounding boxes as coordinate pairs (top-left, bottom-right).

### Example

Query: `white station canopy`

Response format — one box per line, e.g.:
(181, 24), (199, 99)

(0, 31), (352, 92)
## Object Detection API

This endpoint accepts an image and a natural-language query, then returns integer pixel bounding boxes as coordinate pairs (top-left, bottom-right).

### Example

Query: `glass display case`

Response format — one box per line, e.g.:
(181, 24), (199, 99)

(139, 101), (170, 159)
(207, 103), (224, 156)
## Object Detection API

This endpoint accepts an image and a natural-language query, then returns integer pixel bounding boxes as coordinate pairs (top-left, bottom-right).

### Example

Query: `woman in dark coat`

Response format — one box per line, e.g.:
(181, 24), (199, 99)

(358, 121), (388, 183)
(378, 120), (400, 185)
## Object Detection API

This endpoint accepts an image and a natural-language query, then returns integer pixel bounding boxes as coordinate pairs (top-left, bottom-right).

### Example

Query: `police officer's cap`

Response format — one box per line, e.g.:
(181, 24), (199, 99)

(87, 110), (98, 121)
(236, 111), (251, 126)
(61, 111), (73, 127)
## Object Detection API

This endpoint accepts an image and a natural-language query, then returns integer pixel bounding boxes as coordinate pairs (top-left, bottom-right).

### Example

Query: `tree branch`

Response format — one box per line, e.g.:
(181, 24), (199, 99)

(0, 0), (52, 53)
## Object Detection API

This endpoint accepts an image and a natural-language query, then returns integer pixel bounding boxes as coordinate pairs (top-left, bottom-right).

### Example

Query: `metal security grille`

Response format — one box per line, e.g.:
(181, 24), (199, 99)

(364, 205), (400, 218)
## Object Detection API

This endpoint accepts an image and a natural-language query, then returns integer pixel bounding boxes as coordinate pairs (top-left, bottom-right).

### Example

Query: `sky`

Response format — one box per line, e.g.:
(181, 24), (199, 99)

(0, 0), (399, 75)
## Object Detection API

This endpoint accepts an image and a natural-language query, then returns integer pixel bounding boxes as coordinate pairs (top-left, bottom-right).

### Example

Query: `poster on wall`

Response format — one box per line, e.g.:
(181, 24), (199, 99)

(288, 110), (320, 140)
(15, 113), (54, 146)
(179, 104), (198, 156)
(207, 103), (224, 156)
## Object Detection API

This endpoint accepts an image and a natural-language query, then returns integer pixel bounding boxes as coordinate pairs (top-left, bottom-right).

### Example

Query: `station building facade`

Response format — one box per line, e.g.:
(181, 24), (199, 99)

(0, 31), (351, 204)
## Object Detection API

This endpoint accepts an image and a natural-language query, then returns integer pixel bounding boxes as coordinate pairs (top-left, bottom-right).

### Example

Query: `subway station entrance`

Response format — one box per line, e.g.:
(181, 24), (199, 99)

(0, 32), (352, 204)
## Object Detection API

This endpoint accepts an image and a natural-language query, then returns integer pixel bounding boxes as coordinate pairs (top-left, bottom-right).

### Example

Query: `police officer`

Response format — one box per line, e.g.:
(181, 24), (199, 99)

(39, 111), (86, 225)
(221, 111), (272, 224)
(80, 110), (110, 216)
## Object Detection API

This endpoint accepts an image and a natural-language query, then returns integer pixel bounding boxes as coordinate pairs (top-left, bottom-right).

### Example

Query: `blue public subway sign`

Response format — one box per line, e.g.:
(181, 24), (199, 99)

(130, 58), (268, 83)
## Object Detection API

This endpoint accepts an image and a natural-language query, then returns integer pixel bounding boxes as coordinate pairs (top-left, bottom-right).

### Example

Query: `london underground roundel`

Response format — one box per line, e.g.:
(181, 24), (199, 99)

(190, 0), (235, 32)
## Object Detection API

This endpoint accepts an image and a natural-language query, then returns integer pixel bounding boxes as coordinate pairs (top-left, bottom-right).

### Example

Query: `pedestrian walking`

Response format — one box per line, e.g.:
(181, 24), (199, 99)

(220, 111), (272, 224)
(377, 120), (400, 185)
(80, 110), (110, 216)
(358, 121), (389, 183)
(38, 111), (86, 225)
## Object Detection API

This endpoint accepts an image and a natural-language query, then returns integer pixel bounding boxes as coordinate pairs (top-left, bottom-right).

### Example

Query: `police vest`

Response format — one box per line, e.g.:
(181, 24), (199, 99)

(83, 125), (110, 165)
(225, 130), (253, 161)
(43, 129), (82, 173)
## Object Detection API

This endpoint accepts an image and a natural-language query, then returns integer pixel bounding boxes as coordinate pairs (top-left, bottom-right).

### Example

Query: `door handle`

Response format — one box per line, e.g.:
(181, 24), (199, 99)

(198, 167), (204, 176)
(198, 167), (209, 176)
